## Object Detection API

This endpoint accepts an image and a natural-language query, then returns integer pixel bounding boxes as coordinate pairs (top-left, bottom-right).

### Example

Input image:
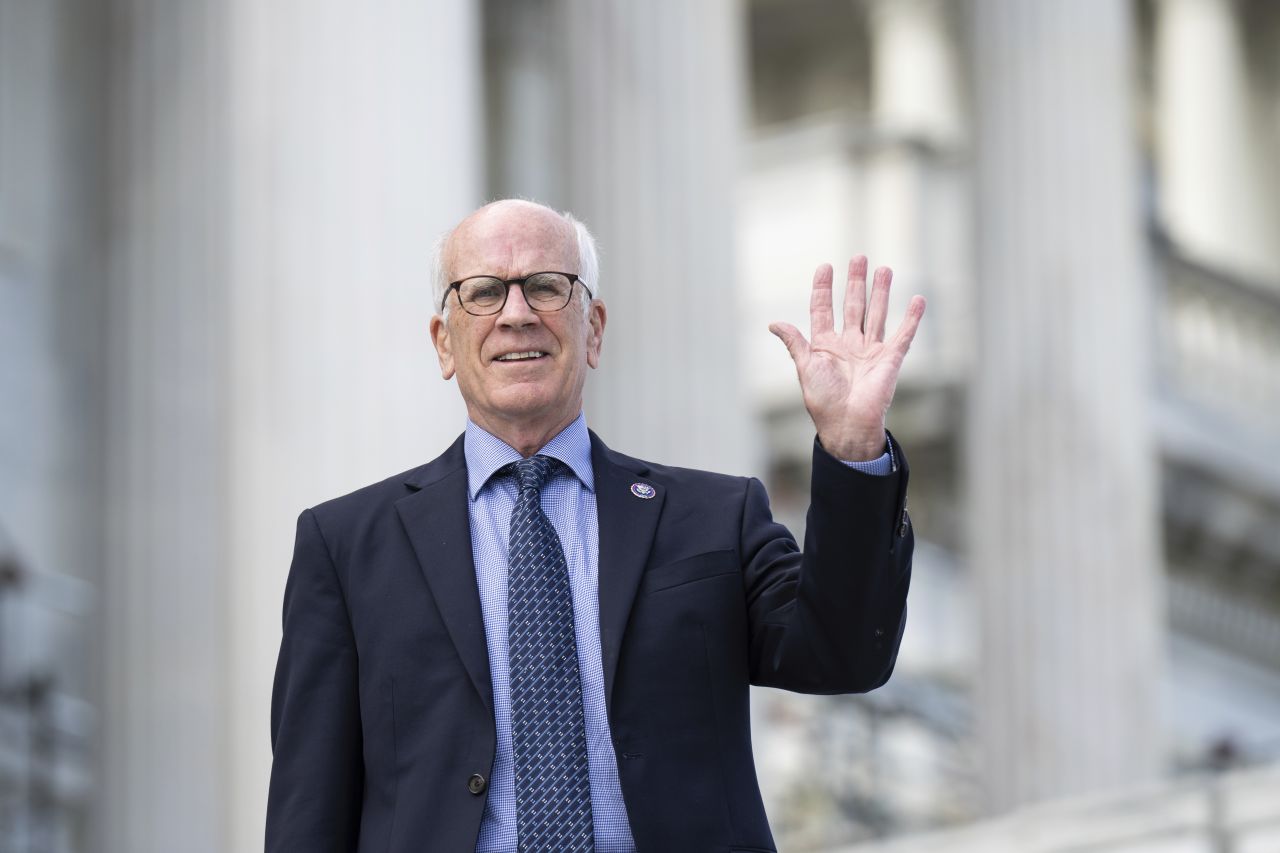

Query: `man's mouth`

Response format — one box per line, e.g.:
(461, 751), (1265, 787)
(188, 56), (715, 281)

(494, 351), (548, 362)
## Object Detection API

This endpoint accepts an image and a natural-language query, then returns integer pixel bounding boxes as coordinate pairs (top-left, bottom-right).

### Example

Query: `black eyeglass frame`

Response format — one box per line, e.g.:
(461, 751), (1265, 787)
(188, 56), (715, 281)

(442, 271), (594, 315)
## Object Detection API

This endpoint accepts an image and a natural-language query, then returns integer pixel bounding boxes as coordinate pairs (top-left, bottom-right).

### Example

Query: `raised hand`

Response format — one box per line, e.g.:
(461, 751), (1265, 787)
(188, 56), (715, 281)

(768, 257), (925, 461)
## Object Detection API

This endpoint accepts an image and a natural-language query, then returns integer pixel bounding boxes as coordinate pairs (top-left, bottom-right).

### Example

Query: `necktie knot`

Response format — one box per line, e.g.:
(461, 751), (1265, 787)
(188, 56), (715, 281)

(507, 454), (559, 495)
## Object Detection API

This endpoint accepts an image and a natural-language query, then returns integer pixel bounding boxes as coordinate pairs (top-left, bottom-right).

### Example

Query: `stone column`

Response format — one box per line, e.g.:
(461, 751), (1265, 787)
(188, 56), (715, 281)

(1153, 0), (1280, 281)
(864, 0), (967, 380)
(101, 2), (482, 851)
(222, 3), (480, 850)
(564, 0), (753, 473)
(100, 4), (232, 850)
(487, 0), (755, 473)
(868, 0), (962, 144)
(968, 0), (1164, 812)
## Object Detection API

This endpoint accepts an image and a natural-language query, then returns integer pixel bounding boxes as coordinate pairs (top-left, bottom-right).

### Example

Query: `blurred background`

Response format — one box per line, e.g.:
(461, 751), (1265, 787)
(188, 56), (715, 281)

(3, 0), (1280, 851)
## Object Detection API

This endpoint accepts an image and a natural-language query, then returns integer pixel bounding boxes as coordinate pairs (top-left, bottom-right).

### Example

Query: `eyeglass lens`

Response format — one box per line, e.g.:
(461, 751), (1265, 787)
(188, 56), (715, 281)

(459, 273), (575, 314)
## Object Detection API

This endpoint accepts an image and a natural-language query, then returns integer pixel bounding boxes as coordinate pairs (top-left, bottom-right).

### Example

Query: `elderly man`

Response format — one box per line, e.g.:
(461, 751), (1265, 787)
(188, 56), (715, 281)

(266, 199), (924, 852)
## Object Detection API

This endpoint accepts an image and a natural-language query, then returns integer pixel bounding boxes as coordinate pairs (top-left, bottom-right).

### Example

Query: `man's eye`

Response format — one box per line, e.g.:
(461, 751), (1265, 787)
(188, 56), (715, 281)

(466, 282), (504, 303)
(525, 282), (559, 300)
(524, 275), (568, 301)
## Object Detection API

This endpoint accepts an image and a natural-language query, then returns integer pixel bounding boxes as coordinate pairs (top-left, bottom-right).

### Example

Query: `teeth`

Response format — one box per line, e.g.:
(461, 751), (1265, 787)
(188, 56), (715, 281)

(496, 351), (546, 361)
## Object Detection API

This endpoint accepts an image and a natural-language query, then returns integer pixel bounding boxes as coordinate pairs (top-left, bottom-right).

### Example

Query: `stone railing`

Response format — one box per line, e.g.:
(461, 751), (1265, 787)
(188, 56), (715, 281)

(830, 762), (1280, 853)
(1155, 242), (1280, 436)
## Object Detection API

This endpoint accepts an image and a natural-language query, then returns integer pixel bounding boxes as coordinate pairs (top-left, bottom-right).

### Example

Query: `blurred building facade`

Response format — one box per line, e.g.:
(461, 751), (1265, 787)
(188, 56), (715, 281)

(743, 0), (1280, 849)
(1, 1), (1278, 853)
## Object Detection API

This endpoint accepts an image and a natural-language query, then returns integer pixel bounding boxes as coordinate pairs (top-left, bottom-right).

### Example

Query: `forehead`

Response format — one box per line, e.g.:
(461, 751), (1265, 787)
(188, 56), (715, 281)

(447, 204), (579, 280)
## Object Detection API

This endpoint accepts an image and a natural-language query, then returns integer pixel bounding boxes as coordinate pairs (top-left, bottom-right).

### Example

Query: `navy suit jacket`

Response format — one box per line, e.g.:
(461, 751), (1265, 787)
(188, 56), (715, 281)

(266, 431), (913, 853)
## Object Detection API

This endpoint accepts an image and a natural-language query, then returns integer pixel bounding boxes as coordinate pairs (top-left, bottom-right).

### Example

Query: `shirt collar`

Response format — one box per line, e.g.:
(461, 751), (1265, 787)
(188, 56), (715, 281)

(464, 412), (595, 500)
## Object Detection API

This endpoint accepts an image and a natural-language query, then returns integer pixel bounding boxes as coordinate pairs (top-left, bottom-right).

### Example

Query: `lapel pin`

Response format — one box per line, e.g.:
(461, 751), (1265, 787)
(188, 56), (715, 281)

(630, 482), (656, 499)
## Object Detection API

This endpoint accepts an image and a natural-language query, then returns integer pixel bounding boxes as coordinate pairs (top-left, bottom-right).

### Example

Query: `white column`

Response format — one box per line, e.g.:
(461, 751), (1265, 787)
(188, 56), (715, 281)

(101, 3), (231, 850)
(868, 0), (962, 142)
(864, 0), (967, 380)
(969, 0), (1164, 812)
(1154, 0), (1280, 281)
(223, 2), (480, 850)
(555, 0), (755, 473)
(102, 2), (483, 851)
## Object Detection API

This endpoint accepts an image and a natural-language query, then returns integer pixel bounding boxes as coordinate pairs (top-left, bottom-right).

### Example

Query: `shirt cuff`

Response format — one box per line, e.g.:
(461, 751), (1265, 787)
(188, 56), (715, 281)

(840, 452), (893, 476)
(837, 432), (895, 476)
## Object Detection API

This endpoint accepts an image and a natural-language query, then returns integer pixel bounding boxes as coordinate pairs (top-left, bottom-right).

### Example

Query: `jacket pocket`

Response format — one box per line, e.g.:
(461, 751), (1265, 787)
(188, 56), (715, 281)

(640, 549), (737, 594)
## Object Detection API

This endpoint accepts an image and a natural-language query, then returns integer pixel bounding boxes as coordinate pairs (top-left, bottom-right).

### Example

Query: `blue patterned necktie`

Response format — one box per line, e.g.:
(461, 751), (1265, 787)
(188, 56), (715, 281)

(505, 455), (595, 852)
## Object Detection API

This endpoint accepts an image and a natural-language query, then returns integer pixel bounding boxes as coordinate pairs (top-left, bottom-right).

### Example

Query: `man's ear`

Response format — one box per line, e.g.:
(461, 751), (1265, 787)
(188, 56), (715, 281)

(429, 314), (456, 380)
(586, 300), (606, 369)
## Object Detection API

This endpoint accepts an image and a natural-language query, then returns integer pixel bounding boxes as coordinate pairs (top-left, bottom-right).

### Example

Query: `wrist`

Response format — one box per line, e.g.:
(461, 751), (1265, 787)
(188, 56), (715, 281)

(818, 427), (887, 462)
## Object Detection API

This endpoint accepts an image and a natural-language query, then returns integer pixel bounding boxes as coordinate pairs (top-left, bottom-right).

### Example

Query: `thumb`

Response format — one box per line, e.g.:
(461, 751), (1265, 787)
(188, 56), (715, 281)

(768, 322), (810, 364)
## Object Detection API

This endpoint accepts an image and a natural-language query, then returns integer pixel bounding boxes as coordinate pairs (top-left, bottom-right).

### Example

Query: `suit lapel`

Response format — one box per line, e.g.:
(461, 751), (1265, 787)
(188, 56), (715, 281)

(394, 435), (494, 712)
(591, 432), (664, 712)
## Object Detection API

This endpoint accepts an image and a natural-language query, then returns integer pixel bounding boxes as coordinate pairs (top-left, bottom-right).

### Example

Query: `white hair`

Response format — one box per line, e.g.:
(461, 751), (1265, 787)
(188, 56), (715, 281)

(431, 201), (600, 316)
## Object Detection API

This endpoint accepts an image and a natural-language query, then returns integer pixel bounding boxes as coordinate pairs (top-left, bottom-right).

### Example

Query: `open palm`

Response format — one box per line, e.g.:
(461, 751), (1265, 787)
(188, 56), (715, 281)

(769, 257), (926, 461)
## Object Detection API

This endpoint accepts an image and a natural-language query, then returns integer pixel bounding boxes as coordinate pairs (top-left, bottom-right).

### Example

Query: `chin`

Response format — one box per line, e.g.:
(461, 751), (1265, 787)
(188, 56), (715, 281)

(487, 387), (563, 420)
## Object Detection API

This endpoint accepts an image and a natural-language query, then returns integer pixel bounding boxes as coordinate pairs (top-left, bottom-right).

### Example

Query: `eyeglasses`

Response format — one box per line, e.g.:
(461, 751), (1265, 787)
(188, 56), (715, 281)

(442, 272), (593, 316)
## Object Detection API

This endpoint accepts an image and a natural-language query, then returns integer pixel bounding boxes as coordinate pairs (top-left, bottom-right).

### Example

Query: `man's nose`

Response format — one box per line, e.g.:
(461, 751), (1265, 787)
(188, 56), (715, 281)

(496, 283), (539, 327)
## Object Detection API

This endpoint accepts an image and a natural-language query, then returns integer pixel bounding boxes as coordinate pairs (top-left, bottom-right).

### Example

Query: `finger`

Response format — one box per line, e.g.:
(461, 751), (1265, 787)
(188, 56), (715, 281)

(865, 266), (893, 342)
(842, 256), (868, 341)
(769, 322), (811, 368)
(888, 295), (927, 354)
(809, 264), (835, 339)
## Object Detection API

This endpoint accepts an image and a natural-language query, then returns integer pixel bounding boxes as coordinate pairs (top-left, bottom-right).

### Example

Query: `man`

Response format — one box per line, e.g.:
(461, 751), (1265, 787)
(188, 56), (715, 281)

(266, 199), (925, 852)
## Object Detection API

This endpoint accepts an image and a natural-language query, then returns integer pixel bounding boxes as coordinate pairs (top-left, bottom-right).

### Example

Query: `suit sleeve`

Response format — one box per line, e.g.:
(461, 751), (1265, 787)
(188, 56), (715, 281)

(742, 433), (913, 694)
(265, 508), (364, 852)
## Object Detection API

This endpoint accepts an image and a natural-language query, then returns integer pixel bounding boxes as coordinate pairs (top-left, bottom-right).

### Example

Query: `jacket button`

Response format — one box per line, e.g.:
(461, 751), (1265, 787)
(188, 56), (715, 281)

(467, 773), (487, 795)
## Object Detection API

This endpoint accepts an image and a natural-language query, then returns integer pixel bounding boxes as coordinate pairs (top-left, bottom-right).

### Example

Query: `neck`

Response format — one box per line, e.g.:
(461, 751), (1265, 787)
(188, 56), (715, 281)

(469, 408), (581, 458)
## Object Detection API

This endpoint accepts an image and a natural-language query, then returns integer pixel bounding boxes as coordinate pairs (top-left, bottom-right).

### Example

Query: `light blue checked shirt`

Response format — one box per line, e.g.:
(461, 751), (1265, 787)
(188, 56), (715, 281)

(464, 413), (892, 852)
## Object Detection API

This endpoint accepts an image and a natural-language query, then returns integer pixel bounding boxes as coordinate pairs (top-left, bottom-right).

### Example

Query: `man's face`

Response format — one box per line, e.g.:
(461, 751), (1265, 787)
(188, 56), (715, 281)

(429, 203), (606, 438)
